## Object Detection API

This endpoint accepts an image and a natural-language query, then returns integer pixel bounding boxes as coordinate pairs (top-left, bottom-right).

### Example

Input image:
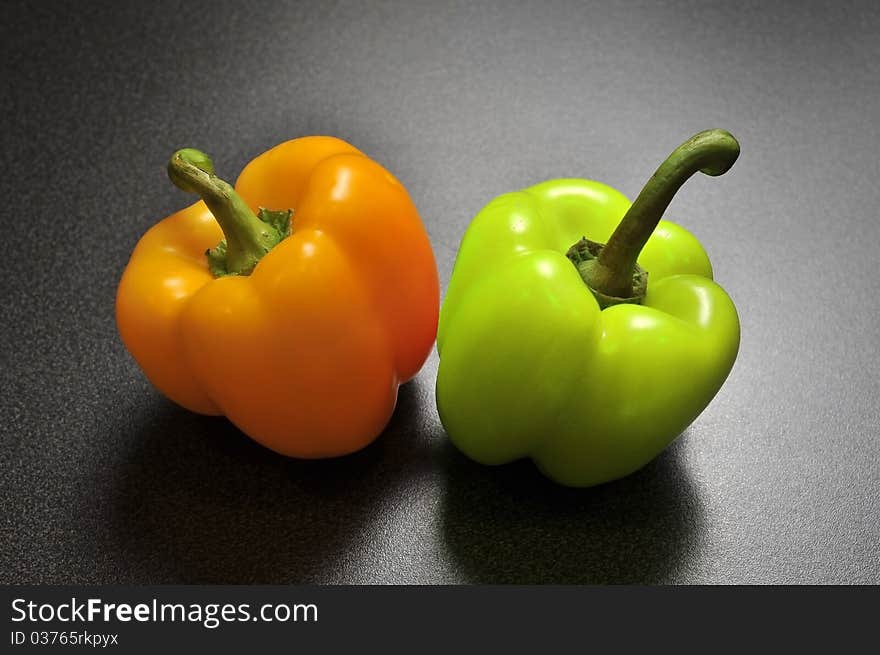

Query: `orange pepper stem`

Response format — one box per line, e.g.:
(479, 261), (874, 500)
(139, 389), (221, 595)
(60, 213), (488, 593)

(167, 149), (291, 277)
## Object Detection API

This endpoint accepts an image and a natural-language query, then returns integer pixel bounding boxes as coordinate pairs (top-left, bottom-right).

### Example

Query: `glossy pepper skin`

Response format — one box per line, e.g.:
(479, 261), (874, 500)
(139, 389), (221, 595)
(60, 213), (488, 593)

(117, 136), (439, 457)
(437, 130), (740, 487)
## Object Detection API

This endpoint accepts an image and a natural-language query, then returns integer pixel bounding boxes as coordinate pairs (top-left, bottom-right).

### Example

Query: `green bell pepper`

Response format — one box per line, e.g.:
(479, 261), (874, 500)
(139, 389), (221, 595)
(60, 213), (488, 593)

(437, 129), (741, 487)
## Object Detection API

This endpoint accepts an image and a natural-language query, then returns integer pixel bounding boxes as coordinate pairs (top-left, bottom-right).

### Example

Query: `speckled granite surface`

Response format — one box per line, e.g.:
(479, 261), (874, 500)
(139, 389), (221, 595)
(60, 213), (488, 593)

(2, 0), (878, 583)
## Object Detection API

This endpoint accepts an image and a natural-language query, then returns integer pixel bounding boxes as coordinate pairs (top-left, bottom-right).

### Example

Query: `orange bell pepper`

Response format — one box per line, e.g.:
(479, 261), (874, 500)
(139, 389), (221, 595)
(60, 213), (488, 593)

(116, 137), (439, 457)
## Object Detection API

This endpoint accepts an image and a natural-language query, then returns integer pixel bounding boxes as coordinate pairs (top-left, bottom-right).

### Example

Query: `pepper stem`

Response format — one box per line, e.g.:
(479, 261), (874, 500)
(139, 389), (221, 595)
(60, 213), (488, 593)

(567, 129), (740, 306)
(168, 149), (291, 277)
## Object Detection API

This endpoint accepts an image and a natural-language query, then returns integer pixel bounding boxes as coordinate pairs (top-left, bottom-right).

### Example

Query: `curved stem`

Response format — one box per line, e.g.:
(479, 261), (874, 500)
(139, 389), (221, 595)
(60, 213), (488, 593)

(168, 149), (289, 276)
(588, 129), (740, 298)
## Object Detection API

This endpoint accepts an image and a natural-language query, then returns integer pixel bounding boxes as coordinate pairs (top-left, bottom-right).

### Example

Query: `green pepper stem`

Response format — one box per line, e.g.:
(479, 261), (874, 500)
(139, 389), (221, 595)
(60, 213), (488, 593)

(168, 148), (288, 276)
(586, 129), (740, 299)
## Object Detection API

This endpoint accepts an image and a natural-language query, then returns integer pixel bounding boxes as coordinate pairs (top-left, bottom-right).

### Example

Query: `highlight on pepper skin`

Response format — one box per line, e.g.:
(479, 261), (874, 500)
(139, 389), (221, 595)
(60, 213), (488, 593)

(116, 136), (440, 458)
(436, 129), (741, 487)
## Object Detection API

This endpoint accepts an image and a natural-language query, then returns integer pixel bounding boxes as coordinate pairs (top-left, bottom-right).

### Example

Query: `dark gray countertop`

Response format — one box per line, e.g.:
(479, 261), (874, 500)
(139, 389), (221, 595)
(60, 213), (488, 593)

(2, 0), (878, 584)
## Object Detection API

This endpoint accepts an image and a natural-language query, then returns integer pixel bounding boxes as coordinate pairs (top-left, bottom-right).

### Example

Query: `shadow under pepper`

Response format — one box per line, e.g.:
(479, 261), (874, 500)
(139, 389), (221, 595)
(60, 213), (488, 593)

(440, 434), (706, 584)
(109, 381), (429, 584)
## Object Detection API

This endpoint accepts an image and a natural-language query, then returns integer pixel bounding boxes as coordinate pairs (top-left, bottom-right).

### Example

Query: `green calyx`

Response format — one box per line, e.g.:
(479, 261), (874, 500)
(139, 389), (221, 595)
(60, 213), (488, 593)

(566, 128), (740, 309)
(168, 148), (292, 277)
(204, 207), (292, 277)
(566, 237), (648, 307)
